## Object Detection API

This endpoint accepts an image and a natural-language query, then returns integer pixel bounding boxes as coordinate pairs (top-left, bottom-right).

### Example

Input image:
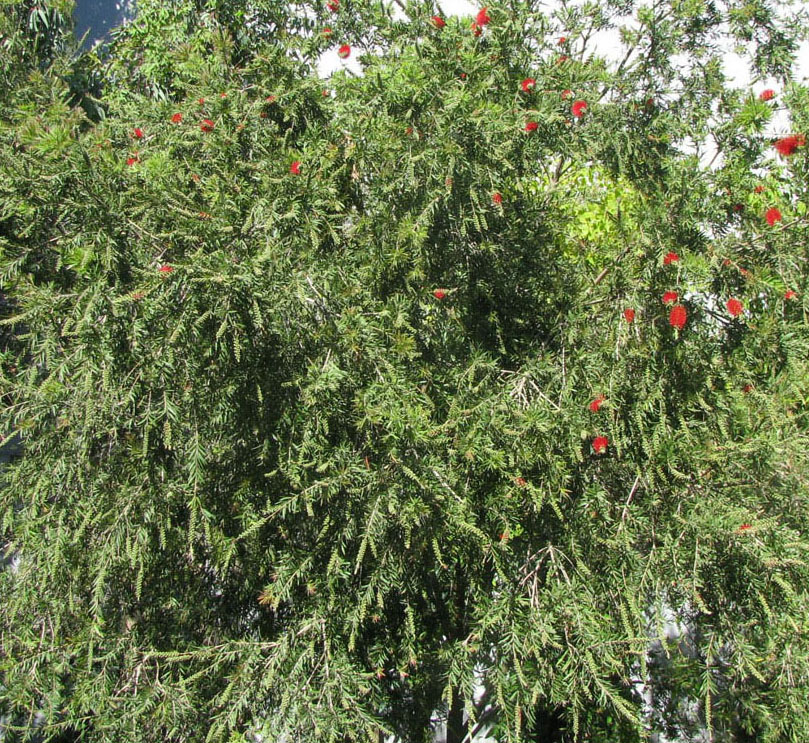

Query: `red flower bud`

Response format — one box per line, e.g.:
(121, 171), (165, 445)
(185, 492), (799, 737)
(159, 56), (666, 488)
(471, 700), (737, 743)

(754, 185), (764, 193)
(773, 134), (805, 157)
(171, 113), (182, 123)
(338, 44), (351, 59)
(592, 436), (608, 454)
(514, 476), (527, 487)
(759, 89), (775, 101)
(492, 192), (502, 205)
(623, 308), (635, 323)
(561, 89), (572, 99)
(663, 252), (679, 265)
(571, 100), (587, 118)
(524, 121), (538, 132)
(327, 0), (339, 11)
(521, 78), (536, 92)
(133, 127), (143, 138)
(431, 15), (445, 28)
(290, 160), (301, 175)
(785, 290), (797, 300)
(669, 304), (687, 330)
(200, 118), (214, 132)
(433, 289), (447, 299)
(476, 7), (490, 25)
(765, 207), (782, 226)
(726, 298), (743, 317)
(589, 395), (605, 413)
(159, 265), (173, 273)
(662, 291), (678, 304)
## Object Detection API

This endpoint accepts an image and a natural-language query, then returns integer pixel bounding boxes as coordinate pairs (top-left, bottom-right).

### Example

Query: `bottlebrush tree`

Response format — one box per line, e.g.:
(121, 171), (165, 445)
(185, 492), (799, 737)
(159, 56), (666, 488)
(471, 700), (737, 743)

(2, 0), (809, 742)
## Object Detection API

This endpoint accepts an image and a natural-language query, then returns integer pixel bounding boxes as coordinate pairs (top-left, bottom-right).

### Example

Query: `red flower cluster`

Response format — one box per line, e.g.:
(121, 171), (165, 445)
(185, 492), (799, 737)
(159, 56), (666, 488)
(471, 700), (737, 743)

(133, 127), (143, 139)
(558, 36), (566, 44)
(126, 156), (139, 166)
(492, 192), (503, 205)
(290, 160), (301, 175)
(561, 89), (572, 100)
(785, 290), (797, 300)
(471, 22), (481, 36)
(433, 289), (447, 299)
(200, 119), (214, 132)
(623, 308), (635, 323)
(327, 0), (338, 10)
(338, 44), (351, 59)
(589, 395), (605, 413)
(171, 113), (182, 123)
(662, 291), (678, 304)
(773, 135), (805, 157)
(431, 15), (445, 28)
(726, 298), (743, 317)
(322, 26), (332, 36)
(759, 89), (775, 101)
(571, 100), (587, 118)
(669, 304), (687, 330)
(521, 78), (536, 93)
(524, 121), (538, 132)
(476, 7), (490, 25)
(592, 436), (608, 454)
(754, 185), (765, 193)
(159, 265), (173, 273)
(765, 207), (782, 226)
(663, 252), (679, 265)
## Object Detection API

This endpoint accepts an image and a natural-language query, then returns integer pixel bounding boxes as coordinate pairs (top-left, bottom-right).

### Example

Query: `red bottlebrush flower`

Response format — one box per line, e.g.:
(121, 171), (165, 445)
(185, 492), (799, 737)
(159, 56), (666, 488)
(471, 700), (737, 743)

(765, 207), (782, 226)
(669, 304), (687, 330)
(592, 436), (608, 454)
(431, 15), (445, 28)
(290, 160), (301, 175)
(515, 476), (527, 487)
(198, 98), (205, 105)
(126, 156), (138, 166)
(742, 384), (753, 393)
(663, 252), (680, 265)
(785, 290), (797, 300)
(773, 134), (805, 157)
(521, 77), (536, 92)
(171, 112), (183, 123)
(492, 192), (503, 205)
(759, 89), (775, 101)
(589, 395), (605, 413)
(327, 0), (338, 10)
(726, 297), (743, 317)
(322, 26), (332, 36)
(476, 7), (490, 25)
(338, 44), (351, 59)
(200, 118), (214, 132)
(524, 121), (538, 132)
(558, 36), (566, 44)
(460, 72), (467, 79)
(561, 89), (572, 99)
(133, 127), (143, 138)
(571, 100), (587, 118)
(471, 22), (482, 36)
(662, 291), (678, 304)
(159, 265), (173, 273)
(433, 289), (447, 299)
(754, 185), (765, 193)
(623, 308), (636, 323)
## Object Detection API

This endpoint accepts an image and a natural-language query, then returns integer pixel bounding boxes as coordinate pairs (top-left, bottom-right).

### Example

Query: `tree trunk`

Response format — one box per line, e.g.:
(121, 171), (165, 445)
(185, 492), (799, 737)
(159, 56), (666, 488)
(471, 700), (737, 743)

(446, 688), (467, 743)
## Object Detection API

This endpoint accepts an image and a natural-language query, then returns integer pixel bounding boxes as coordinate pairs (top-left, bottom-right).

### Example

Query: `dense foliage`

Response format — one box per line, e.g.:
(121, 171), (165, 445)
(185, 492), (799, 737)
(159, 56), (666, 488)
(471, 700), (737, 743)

(2, 0), (809, 741)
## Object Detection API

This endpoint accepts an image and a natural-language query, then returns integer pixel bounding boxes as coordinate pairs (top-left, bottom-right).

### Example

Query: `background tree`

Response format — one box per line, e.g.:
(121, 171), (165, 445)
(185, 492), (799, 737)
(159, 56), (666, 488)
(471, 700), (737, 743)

(2, 0), (809, 741)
